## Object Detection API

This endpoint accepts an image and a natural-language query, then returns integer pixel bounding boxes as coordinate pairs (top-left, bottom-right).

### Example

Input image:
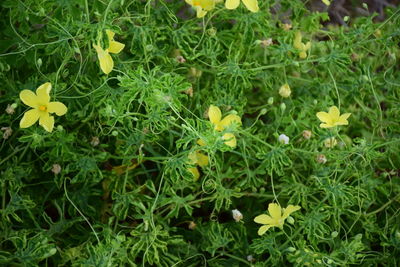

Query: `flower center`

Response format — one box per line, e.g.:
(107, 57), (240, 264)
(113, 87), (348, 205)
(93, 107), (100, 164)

(39, 105), (47, 112)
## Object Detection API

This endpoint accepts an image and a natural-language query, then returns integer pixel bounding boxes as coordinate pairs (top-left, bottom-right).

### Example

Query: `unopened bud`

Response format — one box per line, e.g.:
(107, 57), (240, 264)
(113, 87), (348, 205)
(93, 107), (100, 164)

(287, 216), (294, 224)
(279, 83), (291, 98)
(280, 102), (286, 112)
(260, 108), (267, 115)
(232, 209), (243, 222)
(278, 134), (289, 144)
(267, 97), (274, 105)
(324, 137), (337, 148)
(246, 255), (254, 262)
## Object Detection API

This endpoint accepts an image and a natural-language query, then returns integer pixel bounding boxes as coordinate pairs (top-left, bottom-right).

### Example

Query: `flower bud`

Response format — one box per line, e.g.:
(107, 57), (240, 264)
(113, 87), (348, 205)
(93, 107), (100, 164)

(188, 221), (196, 230)
(91, 136), (100, 147)
(232, 209), (243, 222)
(280, 102), (286, 112)
(260, 108), (267, 115)
(324, 137), (337, 148)
(267, 97), (274, 105)
(286, 216), (294, 224)
(331, 231), (338, 238)
(278, 134), (289, 144)
(279, 83), (291, 98)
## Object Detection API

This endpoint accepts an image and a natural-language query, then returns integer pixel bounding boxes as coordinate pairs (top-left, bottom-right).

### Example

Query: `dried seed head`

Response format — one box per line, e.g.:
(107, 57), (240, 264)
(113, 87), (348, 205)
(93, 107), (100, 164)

(51, 164), (61, 175)
(316, 154), (327, 164)
(5, 104), (15, 115)
(176, 55), (186, 63)
(188, 221), (196, 230)
(91, 136), (100, 147)
(302, 130), (312, 140)
(184, 87), (193, 97)
(282, 23), (292, 31)
(260, 38), (273, 48)
(1, 127), (12, 139)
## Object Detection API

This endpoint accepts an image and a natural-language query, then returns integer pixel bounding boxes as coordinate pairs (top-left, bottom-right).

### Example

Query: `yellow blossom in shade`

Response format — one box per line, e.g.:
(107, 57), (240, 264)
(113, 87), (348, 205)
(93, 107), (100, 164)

(222, 133), (237, 148)
(225, 0), (259, 12)
(188, 167), (200, 181)
(19, 82), (67, 132)
(208, 105), (242, 132)
(293, 31), (311, 59)
(93, 30), (125, 74)
(316, 106), (351, 128)
(185, 0), (216, 18)
(188, 151), (209, 167)
(254, 203), (301, 235)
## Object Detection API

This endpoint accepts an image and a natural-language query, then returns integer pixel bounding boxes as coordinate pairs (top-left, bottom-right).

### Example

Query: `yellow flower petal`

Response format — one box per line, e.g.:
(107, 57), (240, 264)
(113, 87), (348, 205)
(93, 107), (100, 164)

(320, 123), (332, 128)
(225, 0), (240, 9)
(316, 111), (331, 123)
(185, 0), (194, 5)
(196, 6), (207, 18)
(242, 0), (259, 12)
(268, 203), (282, 219)
(254, 214), (274, 225)
(20, 109), (40, 128)
(188, 151), (198, 164)
(219, 114), (242, 129)
(108, 41), (125, 54)
(257, 225), (272, 235)
(282, 205), (301, 220)
(293, 31), (303, 50)
(197, 139), (207, 146)
(222, 133), (237, 148)
(299, 51), (307, 59)
(208, 105), (222, 125)
(47, 102), (67, 116)
(106, 29), (115, 41)
(328, 106), (340, 119)
(39, 112), (55, 132)
(196, 152), (209, 167)
(20, 90), (39, 108)
(94, 44), (114, 74)
(188, 167), (200, 181)
(337, 113), (351, 125)
(36, 82), (51, 104)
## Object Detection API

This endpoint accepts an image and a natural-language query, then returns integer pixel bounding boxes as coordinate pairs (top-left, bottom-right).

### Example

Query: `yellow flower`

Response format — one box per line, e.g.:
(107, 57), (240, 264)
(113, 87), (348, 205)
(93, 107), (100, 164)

(316, 106), (351, 128)
(254, 203), (301, 235)
(185, 0), (216, 18)
(93, 30), (125, 74)
(208, 105), (241, 148)
(293, 31), (311, 59)
(19, 82), (67, 132)
(225, 0), (259, 12)
(187, 149), (209, 181)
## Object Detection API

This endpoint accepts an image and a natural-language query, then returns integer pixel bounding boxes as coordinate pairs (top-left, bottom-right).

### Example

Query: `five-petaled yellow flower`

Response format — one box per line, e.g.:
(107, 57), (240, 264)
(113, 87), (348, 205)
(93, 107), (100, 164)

(316, 106), (351, 128)
(185, 0), (216, 18)
(293, 31), (311, 59)
(208, 105), (241, 148)
(93, 30), (125, 75)
(225, 0), (259, 12)
(19, 82), (67, 132)
(254, 203), (301, 235)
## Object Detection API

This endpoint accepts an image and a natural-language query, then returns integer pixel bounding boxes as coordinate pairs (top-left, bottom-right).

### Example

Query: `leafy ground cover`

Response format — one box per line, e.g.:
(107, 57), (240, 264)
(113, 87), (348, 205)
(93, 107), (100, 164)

(1, 0), (400, 266)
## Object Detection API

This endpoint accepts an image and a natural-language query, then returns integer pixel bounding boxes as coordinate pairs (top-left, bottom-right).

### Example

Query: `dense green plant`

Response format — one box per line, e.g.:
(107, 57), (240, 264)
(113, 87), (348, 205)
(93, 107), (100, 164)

(1, 0), (399, 266)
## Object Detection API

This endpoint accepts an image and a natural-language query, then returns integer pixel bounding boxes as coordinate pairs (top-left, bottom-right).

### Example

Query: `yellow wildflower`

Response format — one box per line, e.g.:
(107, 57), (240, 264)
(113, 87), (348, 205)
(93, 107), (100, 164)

(225, 0), (259, 12)
(19, 82), (67, 132)
(185, 0), (216, 18)
(187, 148), (209, 181)
(93, 30), (125, 74)
(208, 105), (241, 148)
(293, 31), (311, 59)
(254, 203), (301, 235)
(316, 106), (351, 128)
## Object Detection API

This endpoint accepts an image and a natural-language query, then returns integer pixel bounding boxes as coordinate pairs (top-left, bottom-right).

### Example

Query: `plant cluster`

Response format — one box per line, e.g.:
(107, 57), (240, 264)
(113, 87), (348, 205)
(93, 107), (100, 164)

(1, 0), (399, 266)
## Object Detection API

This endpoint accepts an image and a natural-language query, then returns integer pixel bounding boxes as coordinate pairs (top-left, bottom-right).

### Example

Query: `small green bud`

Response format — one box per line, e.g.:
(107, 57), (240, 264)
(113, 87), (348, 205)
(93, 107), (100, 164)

(37, 58), (42, 68)
(287, 247), (296, 252)
(287, 216), (294, 224)
(331, 231), (338, 238)
(112, 130), (118, 136)
(57, 125), (64, 131)
(260, 108), (267, 115)
(280, 102), (286, 112)
(268, 97), (274, 105)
